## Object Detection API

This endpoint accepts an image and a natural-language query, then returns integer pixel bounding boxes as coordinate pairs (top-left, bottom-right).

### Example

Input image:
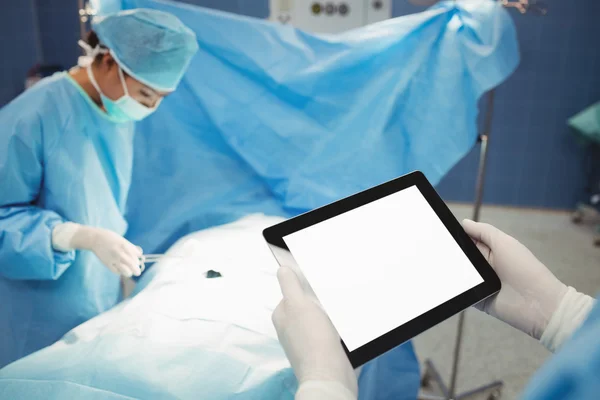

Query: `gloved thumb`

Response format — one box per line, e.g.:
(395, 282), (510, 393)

(277, 267), (304, 303)
(462, 219), (498, 248)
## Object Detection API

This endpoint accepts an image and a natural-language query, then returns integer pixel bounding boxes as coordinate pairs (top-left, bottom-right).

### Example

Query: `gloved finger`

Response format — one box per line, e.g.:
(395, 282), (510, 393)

(128, 259), (142, 277)
(122, 245), (143, 276)
(462, 219), (500, 248)
(272, 301), (286, 331)
(123, 241), (142, 258)
(277, 267), (304, 303)
(129, 262), (142, 277)
(116, 262), (133, 278)
(473, 240), (492, 264)
(106, 262), (121, 276)
(127, 248), (145, 272)
(137, 248), (145, 273)
(120, 254), (141, 277)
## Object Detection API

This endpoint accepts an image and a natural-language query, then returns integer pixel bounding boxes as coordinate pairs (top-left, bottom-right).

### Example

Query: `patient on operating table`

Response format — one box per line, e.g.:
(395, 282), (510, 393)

(0, 214), (419, 399)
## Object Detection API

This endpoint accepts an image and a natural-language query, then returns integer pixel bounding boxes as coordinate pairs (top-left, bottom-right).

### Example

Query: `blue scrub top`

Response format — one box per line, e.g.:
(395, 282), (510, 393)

(0, 72), (135, 368)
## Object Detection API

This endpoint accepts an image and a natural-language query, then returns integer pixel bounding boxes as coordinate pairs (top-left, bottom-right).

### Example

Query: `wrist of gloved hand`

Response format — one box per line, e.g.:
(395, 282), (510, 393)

(474, 252), (569, 341)
(52, 222), (90, 251)
(522, 274), (569, 341)
(540, 286), (596, 352)
(296, 380), (357, 400)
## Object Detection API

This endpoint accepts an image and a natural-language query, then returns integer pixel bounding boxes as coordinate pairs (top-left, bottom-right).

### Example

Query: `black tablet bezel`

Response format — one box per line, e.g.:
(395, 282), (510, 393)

(263, 171), (501, 368)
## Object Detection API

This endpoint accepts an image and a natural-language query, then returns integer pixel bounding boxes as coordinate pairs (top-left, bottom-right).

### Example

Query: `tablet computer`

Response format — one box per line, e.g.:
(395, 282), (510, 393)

(263, 171), (500, 367)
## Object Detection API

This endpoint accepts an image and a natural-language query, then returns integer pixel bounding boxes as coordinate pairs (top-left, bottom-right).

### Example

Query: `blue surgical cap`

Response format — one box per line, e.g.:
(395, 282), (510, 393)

(93, 9), (198, 92)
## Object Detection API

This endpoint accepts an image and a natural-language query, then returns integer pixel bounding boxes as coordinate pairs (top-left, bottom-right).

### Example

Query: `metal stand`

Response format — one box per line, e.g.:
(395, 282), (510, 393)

(419, 91), (504, 400)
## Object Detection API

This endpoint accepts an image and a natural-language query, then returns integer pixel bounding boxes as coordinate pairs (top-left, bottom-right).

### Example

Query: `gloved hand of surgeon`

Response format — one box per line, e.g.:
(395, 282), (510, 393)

(52, 222), (143, 277)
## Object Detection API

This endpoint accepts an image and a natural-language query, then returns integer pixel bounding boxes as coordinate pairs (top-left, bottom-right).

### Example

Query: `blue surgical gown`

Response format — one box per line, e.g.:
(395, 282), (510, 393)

(0, 72), (134, 368)
(521, 297), (600, 399)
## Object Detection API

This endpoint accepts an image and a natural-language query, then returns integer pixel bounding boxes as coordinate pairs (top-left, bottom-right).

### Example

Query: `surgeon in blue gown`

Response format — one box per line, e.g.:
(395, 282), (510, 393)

(0, 9), (198, 368)
(273, 220), (599, 399)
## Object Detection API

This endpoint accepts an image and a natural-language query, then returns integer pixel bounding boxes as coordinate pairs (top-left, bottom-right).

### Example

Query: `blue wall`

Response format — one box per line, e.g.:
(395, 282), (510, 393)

(0, 0), (41, 106)
(35, 0), (81, 67)
(1, 0), (598, 209)
(431, 0), (600, 209)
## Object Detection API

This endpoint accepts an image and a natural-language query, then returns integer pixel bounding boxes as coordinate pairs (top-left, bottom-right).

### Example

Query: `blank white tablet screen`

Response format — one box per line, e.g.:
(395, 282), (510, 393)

(283, 186), (484, 352)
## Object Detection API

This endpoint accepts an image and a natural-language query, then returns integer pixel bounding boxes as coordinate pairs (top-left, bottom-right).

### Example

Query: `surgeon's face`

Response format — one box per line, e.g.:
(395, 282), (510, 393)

(97, 54), (170, 108)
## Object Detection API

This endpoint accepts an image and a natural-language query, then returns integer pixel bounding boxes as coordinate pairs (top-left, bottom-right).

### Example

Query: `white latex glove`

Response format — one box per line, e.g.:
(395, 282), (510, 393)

(52, 222), (143, 278)
(272, 267), (358, 399)
(462, 219), (568, 340)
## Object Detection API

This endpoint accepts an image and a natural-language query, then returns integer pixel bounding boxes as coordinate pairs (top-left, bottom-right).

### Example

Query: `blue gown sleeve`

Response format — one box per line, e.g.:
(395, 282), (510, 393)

(521, 299), (600, 400)
(0, 108), (76, 280)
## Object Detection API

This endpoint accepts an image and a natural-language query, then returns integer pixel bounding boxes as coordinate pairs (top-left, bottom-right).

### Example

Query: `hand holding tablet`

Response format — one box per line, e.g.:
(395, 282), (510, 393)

(272, 267), (359, 397)
(264, 171), (501, 367)
(462, 220), (568, 341)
